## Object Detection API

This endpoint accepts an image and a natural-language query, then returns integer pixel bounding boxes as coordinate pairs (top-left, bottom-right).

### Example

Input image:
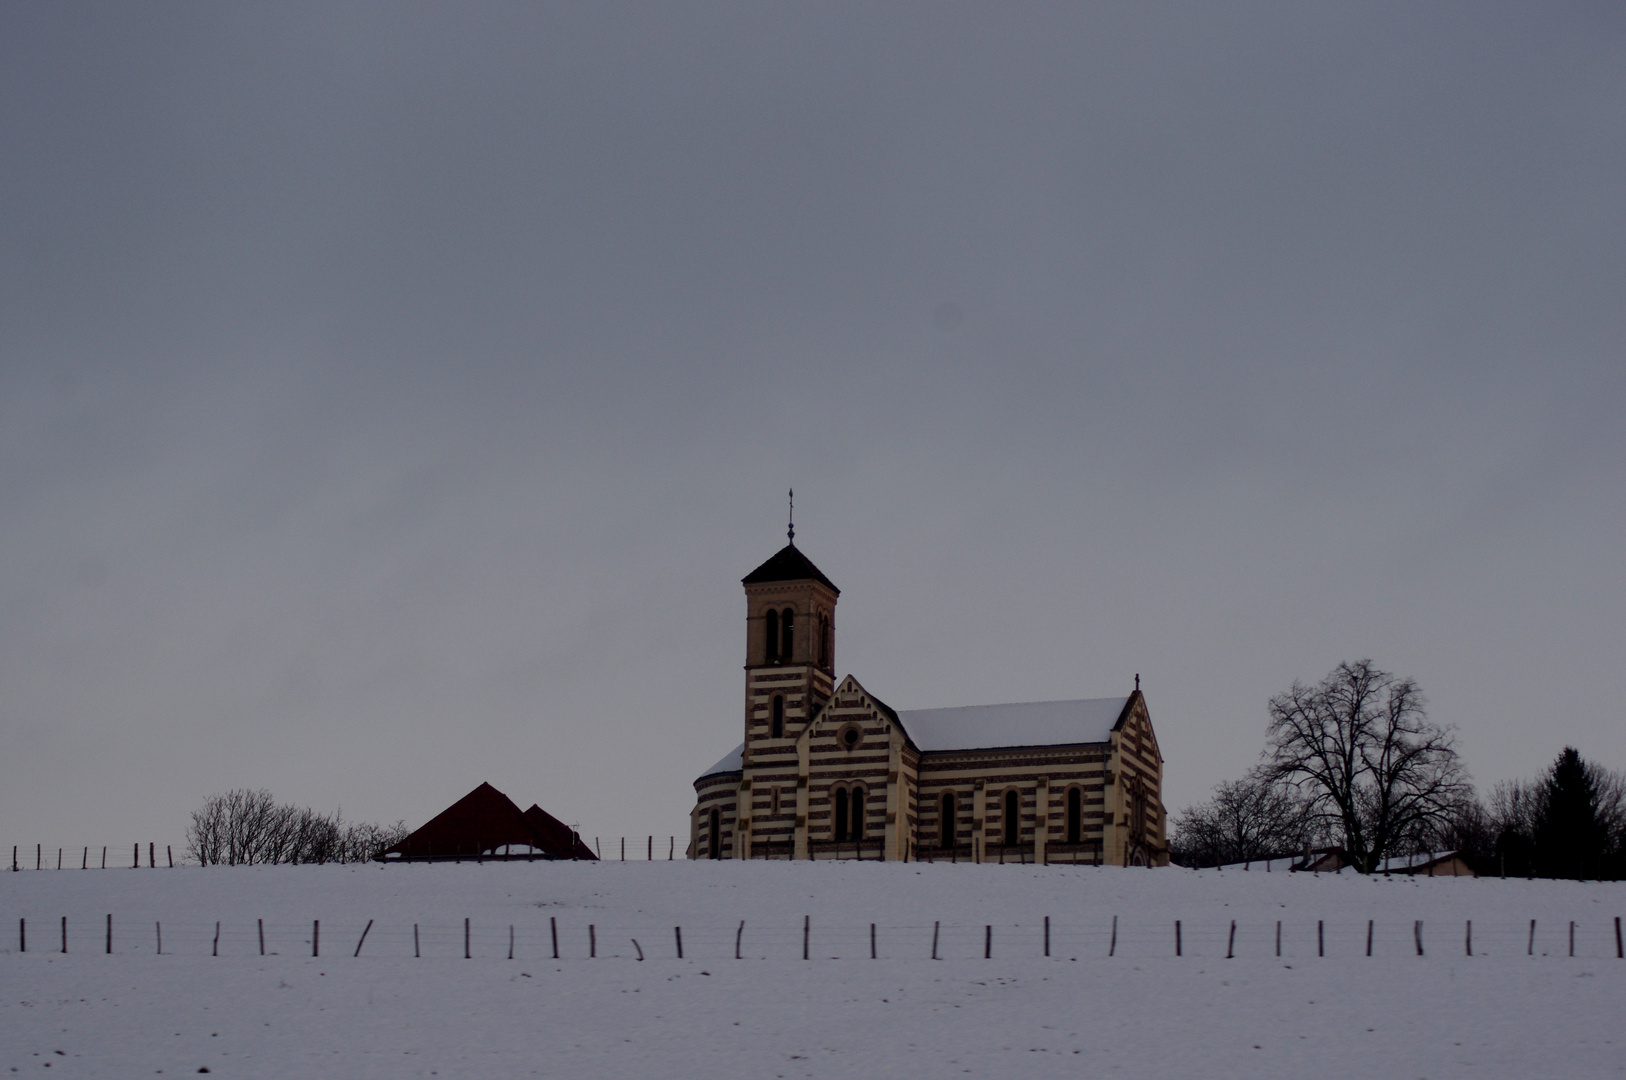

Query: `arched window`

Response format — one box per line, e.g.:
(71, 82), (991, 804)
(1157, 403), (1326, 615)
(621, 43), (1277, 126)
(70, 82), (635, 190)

(940, 793), (957, 849)
(708, 808), (721, 860)
(764, 609), (779, 662)
(851, 787), (865, 841)
(1004, 790), (1020, 846)
(1067, 787), (1082, 844)
(771, 695), (784, 739)
(832, 787), (849, 842)
(779, 608), (794, 661)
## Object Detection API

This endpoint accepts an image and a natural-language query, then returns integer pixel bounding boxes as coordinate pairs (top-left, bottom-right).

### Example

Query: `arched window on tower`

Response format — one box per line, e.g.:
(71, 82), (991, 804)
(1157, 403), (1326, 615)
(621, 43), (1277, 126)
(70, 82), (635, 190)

(832, 787), (849, 843)
(779, 608), (794, 661)
(1067, 787), (1083, 844)
(851, 787), (865, 841)
(940, 793), (957, 849)
(708, 808), (721, 860)
(1004, 790), (1020, 847)
(764, 609), (779, 662)
(771, 695), (784, 739)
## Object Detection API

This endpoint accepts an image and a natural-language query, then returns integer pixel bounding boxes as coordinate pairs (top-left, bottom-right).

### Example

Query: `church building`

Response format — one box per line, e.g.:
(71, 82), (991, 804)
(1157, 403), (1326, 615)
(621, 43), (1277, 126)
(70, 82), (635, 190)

(690, 538), (1168, 866)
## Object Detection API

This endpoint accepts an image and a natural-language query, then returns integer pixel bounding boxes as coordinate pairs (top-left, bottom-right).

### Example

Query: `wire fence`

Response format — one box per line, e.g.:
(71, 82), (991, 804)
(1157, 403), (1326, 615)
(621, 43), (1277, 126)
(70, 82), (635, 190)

(8, 913), (1623, 963)
(10, 844), (183, 871)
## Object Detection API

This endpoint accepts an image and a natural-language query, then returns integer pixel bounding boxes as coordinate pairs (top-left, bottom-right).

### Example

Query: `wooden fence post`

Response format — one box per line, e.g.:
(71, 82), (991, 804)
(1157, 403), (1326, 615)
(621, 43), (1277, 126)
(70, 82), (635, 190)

(156, 921), (162, 955)
(313, 920), (319, 957)
(18, 917), (24, 952)
(1229, 920), (1238, 959)
(508, 925), (514, 960)
(1616, 917), (1623, 959)
(1528, 920), (1536, 956)
(259, 919), (265, 956)
(1465, 920), (1472, 957)
(414, 924), (420, 958)
(83, 848), (88, 870)
(669, 836), (674, 860)
(551, 917), (559, 959)
(1109, 915), (1117, 957)
(167, 846), (173, 868)
(212, 922), (220, 957)
(648, 836), (653, 861)
(735, 920), (744, 960)
(1044, 916), (1050, 958)
(803, 915), (810, 960)
(61, 916), (67, 953)
(1275, 920), (1282, 958)
(589, 924), (596, 958)
(354, 920), (373, 957)
(1366, 920), (1373, 957)
(57, 848), (61, 870)
(1414, 920), (1423, 956)
(101, 847), (106, 870)
(621, 838), (625, 862)
(149, 843), (154, 869)
(931, 921), (940, 960)
(1175, 920), (1181, 957)
(1317, 920), (1324, 957)
(464, 918), (470, 959)
(106, 914), (112, 954)
(1569, 921), (1575, 957)
(132, 843), (138, 869)
(871, 923), (877, 959)
(675, 926), (683, 959)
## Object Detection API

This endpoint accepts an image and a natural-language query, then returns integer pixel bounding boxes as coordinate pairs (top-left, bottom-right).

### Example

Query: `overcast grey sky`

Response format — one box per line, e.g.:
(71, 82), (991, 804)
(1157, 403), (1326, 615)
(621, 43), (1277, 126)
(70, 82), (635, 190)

(3, 3), (1622, 854)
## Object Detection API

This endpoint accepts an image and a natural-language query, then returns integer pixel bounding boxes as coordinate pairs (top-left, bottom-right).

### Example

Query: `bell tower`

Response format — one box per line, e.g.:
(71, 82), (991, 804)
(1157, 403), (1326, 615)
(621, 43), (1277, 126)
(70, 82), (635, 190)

(734, 516), (838, 858)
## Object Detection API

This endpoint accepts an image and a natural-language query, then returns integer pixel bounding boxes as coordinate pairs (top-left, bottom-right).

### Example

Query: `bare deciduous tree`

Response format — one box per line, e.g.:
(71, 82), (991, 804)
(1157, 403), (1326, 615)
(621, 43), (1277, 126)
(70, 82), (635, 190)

(187, 790), (408, 866)
(1171, 769), (1316, 867)
(1264, 660), (1469, 874)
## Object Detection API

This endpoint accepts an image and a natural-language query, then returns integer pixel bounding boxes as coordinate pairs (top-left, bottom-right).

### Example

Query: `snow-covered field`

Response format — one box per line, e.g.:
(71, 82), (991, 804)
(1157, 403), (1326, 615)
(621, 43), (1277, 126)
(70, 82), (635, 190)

(3, 860), (1622, 1078)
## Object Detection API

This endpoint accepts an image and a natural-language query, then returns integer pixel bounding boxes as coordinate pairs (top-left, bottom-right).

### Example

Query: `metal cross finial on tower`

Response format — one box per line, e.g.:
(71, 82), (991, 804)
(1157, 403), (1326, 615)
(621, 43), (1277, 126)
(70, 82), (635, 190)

(1135, 673), (1140, 692)
(787, 488), (795, 545)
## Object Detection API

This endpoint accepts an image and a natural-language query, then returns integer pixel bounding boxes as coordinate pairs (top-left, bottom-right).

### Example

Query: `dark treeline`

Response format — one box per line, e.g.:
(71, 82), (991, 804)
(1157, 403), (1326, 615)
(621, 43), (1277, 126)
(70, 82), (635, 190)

(1171, 661), (1625, 879)
(186, 789), (408, 866)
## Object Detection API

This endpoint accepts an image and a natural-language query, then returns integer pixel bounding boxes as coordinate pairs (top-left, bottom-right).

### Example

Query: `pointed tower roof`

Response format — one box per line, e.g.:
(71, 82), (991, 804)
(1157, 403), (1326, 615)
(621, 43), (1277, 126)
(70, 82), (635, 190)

(741, 544), (839, 594)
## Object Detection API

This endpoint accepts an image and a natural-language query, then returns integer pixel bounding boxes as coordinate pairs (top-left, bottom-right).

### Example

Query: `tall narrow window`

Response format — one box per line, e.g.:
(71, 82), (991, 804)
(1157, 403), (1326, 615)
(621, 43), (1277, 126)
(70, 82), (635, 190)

(940, 793), (957, 849)
(1004, 790), (1020, 846)
(764, 609), (779, 662)
(771, 695), (784, 739)
(851, 787), (865, 841)
(708, 809), (721, 860)
(833, 788), (849, 842)
(818, 614), (829, 667)
(1067, 787), (1082, 844)
(779, 608), (794, 661)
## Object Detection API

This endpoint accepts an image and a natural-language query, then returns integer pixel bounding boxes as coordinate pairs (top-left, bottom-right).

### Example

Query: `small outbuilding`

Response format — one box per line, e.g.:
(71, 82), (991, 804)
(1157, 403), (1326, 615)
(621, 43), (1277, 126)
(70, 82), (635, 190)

(1298, 847), (1475, 876)
(383, 782), (596, 862)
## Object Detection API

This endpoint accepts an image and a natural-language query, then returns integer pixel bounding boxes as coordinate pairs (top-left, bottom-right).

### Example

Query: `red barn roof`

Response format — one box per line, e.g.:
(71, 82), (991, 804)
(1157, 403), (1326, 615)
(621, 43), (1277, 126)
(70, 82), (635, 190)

(384, 782), (595, 861)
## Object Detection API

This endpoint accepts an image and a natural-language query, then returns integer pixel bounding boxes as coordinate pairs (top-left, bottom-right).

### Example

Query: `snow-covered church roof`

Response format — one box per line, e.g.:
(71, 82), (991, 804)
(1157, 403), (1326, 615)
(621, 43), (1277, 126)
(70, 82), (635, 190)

(895, 697), (1131, 752)
(697, 695), (1133, 780)
(698, 743), (745, 780)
